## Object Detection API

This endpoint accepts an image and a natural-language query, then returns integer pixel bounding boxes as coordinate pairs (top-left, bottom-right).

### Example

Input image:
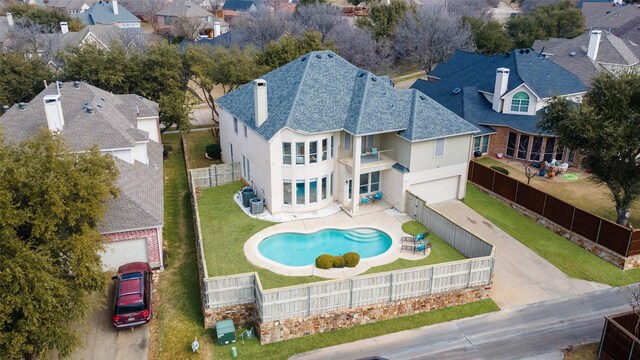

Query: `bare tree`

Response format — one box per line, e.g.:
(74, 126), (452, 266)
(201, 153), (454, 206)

(329, 25), (392, 72)
(292, 3), (348, 42)
(394, 5), (473, 71)
(118, 0), (169, 26)
(173, 16), (203, 40)
(231, 7), (292, 50)
(524, 163), (537, 184)
(622, 284), (640, 337)
(447, 0), (491, 19)
(7, 20), (63, 61)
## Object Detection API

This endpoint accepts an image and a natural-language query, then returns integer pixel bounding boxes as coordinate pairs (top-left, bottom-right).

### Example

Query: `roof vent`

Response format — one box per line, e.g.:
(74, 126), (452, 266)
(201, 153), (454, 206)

(327, 53), (334, 58)
(316, 54), (322, 59)
(359, 72), (366, 78)
(505, 52), (511, 57)
(73, 81), (80, 88)
(419, 95), (426, 100)
(519, 49), (525, 54)
(371, 76), (377, 81)
(97, 104), (103, 108)
(570, 51), (576, 56)
(85, 105), (94, 114)
(100, 97), (105, 101)
(525, 48), (530, 53)
(18, 102), (26, 110)
(301, 57), (307, 62)
(58, 82), (64, 89)
(452, 87), (461, 94)
(2, 105), (9, 112)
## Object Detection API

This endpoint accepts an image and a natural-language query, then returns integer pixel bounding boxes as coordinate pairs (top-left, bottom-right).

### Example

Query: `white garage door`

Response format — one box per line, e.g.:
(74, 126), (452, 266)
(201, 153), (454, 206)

(411, 176), (460, 205)
(101, 239), (149, 270)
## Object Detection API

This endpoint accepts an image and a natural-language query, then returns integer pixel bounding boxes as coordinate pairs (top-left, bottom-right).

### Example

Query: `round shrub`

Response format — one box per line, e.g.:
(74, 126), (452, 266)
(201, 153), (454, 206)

(343, 252), (360, 268)
(490, 165), (509, 175)
(333, 255), (345, 268)
(162, 143), (173, 159)
(205, 144), (222, 160)
(315, 254), (334, 269)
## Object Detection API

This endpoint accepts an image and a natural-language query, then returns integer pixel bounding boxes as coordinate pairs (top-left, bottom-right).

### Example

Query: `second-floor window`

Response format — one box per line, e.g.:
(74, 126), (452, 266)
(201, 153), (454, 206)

(282, 142), (291, 165)
(511, 92), (530, 112)
(434, 138), (445, 157)
(322, 138), (328, 161)
(233, 117), (238, 133)
(296, 142), (305, 165)
(164, 16), (173, 25)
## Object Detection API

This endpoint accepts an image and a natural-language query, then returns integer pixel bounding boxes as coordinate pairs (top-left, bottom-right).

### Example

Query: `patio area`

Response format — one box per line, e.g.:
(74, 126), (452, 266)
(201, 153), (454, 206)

(244, 207), (430, 279)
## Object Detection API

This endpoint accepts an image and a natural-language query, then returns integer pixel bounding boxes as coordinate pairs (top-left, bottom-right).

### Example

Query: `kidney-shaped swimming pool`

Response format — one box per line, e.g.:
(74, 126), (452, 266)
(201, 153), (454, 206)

(257, 228), (392, 267)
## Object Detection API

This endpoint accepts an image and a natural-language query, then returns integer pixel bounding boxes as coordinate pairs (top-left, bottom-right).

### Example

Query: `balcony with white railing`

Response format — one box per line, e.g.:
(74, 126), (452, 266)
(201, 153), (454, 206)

(338, 146), (397, 171)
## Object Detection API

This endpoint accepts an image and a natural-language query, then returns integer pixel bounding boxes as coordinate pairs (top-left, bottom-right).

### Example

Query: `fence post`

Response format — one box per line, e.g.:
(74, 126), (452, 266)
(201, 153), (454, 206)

(570, 207), (576, 231)
(307, 285), (311, 316)
(429, 266), (436, 294)
(630, 340), (635, 360)
(542, 193), (548, 217)
(491, 168), (496, 192)
(467, 260), (474, 287)
(213, 165), (218, 187)
(595, 219), (602, 244)
(389, 273), (394, 302)
(598, 317), (607, 358)
(627, 231), (634, 258)
(349, 279), (353, 308)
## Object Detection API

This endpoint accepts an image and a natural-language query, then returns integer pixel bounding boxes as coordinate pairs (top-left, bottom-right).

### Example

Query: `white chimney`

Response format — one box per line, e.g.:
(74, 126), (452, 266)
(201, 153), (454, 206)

(60, 22), (69, 34)
(213, 21), (221, 37)
(112, 0), (119, 15)
(254, 79), (268, 127)
(43, 94), (65, 132)
(587, 30), (602, 61)
(492, 68), (510, 113)
(6, 13), (13, 27)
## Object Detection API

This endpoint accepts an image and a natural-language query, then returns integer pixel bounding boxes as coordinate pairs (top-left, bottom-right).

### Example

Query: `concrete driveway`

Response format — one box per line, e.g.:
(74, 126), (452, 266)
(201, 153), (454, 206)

(50, 285), (149, 360)
(430, 200), (609, 309)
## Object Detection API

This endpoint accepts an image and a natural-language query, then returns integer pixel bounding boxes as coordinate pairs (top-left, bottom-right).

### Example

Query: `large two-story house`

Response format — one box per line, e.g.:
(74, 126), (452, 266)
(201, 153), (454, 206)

(411, 49), (587, 165)
(0, 82), (163, 270)
(217, 51), (479, 214)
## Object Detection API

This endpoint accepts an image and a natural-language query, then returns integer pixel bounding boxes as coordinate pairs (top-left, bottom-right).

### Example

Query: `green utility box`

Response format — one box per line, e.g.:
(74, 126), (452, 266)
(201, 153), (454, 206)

(215, 320), (237, 346)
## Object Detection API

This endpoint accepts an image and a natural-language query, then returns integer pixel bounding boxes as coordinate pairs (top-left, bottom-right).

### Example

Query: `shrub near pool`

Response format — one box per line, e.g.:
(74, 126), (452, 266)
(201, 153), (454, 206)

(316, 254), (334, 269)
(333, 255), (345, 268)
(343, 252), (360, 267)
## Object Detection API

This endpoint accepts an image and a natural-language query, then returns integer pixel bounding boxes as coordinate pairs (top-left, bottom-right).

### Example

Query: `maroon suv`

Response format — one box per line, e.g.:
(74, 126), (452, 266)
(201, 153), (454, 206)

(112, 262), (152, 328)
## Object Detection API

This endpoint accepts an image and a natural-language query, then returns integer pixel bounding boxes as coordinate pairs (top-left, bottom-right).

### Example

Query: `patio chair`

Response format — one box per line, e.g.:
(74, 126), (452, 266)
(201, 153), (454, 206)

(371, 147), (379, 161)
(401, 241), (430, 255)
(361, 196), (370, 205)
(374, 192), (383, 201)
(400, 232), (429, 244)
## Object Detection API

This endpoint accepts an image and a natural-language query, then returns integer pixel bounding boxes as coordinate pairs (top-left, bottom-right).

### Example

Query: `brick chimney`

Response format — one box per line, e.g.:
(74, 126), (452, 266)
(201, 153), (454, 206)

(492, 68), (510, 113)
(587, 30), (602, 61)
(254, 79), (268, 127)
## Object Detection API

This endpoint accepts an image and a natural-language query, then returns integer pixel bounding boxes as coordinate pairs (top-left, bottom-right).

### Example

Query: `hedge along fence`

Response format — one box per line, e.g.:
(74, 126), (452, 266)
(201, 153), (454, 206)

(467, 161), (640, 257)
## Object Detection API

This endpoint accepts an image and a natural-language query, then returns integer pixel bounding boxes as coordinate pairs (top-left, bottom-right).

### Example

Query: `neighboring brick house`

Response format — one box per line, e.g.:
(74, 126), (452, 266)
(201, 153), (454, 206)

(411, 49), (587, 166)
(156, 0), (228, 38)
(73, 0), (141, 28)
(533, 30), (639, 86)
(0, 82), (164, 270)
(217, 51), (478, 212)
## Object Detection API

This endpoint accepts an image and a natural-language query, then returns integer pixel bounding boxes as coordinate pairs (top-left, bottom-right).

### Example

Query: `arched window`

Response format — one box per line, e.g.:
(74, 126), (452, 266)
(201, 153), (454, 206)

(510, 92), (530, 112)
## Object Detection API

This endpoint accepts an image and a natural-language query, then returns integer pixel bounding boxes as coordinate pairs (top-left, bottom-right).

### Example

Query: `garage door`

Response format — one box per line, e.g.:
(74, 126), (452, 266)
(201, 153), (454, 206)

(101, 238), (149, 270)
(410, 176), (459, 205)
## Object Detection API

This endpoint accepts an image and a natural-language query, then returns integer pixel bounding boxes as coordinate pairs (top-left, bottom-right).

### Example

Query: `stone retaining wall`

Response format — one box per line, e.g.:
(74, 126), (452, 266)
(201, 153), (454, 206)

(204, 303), (258, 329)
(256, 286), (489, 344)
(475, 185), (640, 270)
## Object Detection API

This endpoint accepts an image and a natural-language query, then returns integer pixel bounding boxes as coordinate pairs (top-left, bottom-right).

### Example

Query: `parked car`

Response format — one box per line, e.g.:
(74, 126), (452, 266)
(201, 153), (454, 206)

(112, 262), (152, 328)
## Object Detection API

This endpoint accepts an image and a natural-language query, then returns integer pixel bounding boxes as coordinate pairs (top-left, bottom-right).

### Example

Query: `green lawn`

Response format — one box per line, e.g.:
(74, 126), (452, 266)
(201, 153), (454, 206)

(151, 133), (215, 359)
(211, 299), (499, 360)
(199, 185), (467, 289)
(183, 130), (222, 169)
(464, 183), (640, 286)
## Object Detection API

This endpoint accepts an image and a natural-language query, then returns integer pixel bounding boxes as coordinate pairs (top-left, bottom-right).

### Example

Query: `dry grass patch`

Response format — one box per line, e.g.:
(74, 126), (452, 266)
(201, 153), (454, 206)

(563, 343), (599, 359)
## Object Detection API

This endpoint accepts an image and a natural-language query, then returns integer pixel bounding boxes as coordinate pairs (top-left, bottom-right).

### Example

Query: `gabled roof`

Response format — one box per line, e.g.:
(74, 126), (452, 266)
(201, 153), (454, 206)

(157, 0), (213, 17)
(533, 31), (639, 86)
(582, 2), (640, 30)
(47, 0), (92, 12)
(217, 51), (478, 142)
(178, 30), (243, 51)
(0, 82), (163, 233)
(51, 24), (143, 51)
(427, 49), (587, 99)
(222, 0), (258, 11)
(411, 49), (588, 135)
(74, 1), (141, 25)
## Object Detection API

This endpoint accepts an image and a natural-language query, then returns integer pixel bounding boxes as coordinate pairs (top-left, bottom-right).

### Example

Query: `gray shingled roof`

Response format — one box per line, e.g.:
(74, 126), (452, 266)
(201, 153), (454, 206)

(157, 0), (213, 17)
(0, 17), (10, 46)
(0, 82), (163, 234)
(74, 1), (140, 26)
(533, 32), (639, 86)
(217, 51), (478, 142)
(47, 0), (93, 12)
(47, 24), (143, 52)
(411, 49), (588, 136)
(222, 0), (259, 10)
(582, 2), (640, 30)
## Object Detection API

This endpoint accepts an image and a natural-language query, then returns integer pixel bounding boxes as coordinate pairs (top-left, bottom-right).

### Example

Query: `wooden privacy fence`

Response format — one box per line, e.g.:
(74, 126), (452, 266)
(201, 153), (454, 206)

(191, 162), (240, 188)
(599, 311), (640, 359)
(204, 257), (494, 322)
(468, 161), (640, 257)
(406, 192), (493, 258)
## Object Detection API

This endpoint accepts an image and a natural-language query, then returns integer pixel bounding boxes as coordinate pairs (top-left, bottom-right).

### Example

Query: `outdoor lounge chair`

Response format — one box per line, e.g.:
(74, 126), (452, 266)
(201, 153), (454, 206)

(400, 232), (428, 243)
(361, 196), (370, 205)
(374, 192), (383, 201)
(401, 241), (430, 255)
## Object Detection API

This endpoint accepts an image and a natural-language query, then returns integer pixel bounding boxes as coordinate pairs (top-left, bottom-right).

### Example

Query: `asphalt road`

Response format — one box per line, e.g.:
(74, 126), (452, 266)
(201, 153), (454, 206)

(292, 287), (631, 360)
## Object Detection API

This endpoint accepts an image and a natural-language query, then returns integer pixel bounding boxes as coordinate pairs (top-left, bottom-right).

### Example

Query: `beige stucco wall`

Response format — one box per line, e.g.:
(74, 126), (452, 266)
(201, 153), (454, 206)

(380, 132), (411, 167)
(409, 134), (473, 172)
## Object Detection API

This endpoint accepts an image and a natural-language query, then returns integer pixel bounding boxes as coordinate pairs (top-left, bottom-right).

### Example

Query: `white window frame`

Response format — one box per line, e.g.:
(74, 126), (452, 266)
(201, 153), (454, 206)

(282, 142), (291, 165)
(295, 142), (305, 165)
(434, 138), (445, 158)
(309, 178), (318, 203)
(233, 117), (238, 133)
(283, 180), (292, 205)
(310, 141), (318, 164)
(243, 124), (247, 138)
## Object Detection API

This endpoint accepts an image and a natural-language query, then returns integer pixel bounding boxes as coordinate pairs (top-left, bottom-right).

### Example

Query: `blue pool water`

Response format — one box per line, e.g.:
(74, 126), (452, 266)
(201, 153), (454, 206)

(258, 228), (392, 267)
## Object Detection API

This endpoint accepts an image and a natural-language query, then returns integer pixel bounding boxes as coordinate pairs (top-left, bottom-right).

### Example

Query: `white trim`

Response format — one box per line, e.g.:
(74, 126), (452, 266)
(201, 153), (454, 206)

(501, 83), (542, 101)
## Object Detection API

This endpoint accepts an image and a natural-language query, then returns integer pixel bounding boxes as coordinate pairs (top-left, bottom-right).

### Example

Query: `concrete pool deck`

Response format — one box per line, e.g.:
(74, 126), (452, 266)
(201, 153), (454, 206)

(243, 206), (431, 279)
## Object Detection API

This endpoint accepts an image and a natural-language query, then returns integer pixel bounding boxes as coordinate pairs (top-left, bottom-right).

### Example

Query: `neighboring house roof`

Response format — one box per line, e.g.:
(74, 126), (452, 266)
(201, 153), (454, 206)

(0, 16), (10, 47)
(157, 0), (213, 17)
(48, 0), (93, 12)
(582, 2), (640, 31)
(178, 30), (246, 50)
(0, 82), (162, 233)
(73, 1), (141, 26)
(49, 24), (143, 52)
(217, 51), (478, 142)
(222, 0), (259, 11)
(411, 49), (587, 136)
(533, 31), (639, 86)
